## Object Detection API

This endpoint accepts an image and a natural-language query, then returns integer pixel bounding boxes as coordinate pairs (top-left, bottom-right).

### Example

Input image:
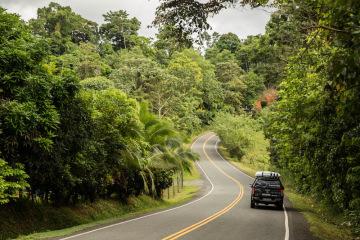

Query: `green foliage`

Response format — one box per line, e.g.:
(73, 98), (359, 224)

(167, 49), (216, 131)
(168, 49), (204, 83)
(100, 10), (141, 50)
(213, 33), (241, 53)
(29, 2), (98, 54)
(57, 42), (111, 79)
(212, 113), (270, 166)
(153, 0), (266, 43)
(138, 102), (195, 197)
(0, 159), (29, 204)
(205, 41), (266, 112)
(0, 6), (198, 206)
(154, 25), (193, 58)
(232, 3), (312, 87)
(80, 76), (114, 90)
(108, 49), (164, 95)
(264, 0), (360, 234)
(107, 47), (222, 132)
(200, 73), (224, 124)
(0, 8), (60, 180)
(215, 61), (245, 112)
(205, 48), (236, 65)
(242, 71), (265, 109)
(0, 6), (199, 205)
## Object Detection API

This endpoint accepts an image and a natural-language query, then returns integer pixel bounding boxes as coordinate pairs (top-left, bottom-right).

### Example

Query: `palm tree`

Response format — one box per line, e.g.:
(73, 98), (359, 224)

(138, 102), (197, 197)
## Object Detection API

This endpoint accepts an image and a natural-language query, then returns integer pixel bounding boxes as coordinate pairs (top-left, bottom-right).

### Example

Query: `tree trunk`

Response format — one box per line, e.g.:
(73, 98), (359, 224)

(181, 171), (184, 189)
(172, 177), (175, 197)
(177, 174), (180, 193)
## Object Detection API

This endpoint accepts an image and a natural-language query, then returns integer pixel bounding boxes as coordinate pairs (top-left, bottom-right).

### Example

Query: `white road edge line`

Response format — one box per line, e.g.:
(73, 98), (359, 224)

(60, 134), (215, 240)
(284, 205), (289, 240)
(213, 137), (290, 240)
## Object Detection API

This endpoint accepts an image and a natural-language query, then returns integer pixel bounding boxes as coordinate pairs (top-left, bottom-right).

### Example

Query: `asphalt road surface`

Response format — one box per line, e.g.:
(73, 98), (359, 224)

(59, 133), (314, 240)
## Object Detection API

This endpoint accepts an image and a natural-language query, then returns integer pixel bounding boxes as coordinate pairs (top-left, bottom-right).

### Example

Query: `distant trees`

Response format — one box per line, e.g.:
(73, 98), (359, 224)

(153, 0), (262, 42)
(57, 42), (111, 79)
(205, 36), (265, 112)
(212, 113), (270, 166)
(29, 2), (98, 54)
(100, 10), (141, 50)
(213, 33), (241, 54)
(154, 25), (193, 58)
(215, 61), (245, 113)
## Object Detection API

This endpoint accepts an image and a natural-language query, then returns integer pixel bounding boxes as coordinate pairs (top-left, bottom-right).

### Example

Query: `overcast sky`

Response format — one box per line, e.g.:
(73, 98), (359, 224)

(0, 0), (273, 40)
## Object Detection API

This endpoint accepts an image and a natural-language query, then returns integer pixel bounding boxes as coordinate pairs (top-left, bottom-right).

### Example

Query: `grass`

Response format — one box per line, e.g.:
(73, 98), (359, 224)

(14, 187), (199, 240)
(14, 197), (169, 240)
(0, 164), (202, 240)
(217, 143), (355, 240)
(217, 145), (268, 177)
(285, 191), (353, 240)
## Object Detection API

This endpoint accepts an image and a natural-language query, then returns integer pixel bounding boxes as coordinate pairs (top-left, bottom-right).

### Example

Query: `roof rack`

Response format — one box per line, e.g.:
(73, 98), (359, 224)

(255, 171), (281, 178)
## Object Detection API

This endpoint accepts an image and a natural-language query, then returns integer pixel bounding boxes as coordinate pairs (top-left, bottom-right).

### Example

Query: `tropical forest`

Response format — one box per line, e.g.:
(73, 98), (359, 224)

(0, 0), (359, 239)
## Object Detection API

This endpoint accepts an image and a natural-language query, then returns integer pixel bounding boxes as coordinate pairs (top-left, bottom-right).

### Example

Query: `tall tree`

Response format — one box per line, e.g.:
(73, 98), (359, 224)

(214, 33), (241, 53)
(215, 60), (246, 112)
(154, 0), (267, 41)
(154, 25), (193, 58)
(56, 42), (111, 79)
(100, 10), (141, 50)
(29, 2), (98, 54)
(0, 7), (59, 177)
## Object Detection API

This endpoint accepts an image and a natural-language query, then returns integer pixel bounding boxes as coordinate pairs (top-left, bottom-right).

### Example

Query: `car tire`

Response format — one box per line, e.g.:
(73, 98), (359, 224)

(251, 200), (255, 208)
(276, 201), (283, 210)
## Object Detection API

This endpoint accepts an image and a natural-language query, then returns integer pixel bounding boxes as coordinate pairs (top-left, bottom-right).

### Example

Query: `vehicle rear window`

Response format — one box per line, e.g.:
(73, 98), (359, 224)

(254, 178), (281, 187)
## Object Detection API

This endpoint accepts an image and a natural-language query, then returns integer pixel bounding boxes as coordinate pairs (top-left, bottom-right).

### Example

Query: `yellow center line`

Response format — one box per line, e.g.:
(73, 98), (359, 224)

(162, 134), (244, 240)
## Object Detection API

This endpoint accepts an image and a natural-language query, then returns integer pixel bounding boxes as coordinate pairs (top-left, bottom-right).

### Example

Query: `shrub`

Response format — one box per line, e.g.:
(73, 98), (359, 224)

(212, 112), (270, 166)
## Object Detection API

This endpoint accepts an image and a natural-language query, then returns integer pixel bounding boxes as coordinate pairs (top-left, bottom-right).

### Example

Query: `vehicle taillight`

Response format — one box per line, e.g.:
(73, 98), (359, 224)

(252, 187), (255, 194)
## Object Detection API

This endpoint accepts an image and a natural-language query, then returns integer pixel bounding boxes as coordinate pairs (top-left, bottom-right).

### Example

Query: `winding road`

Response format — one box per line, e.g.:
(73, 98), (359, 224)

(58, 133), (314, 240)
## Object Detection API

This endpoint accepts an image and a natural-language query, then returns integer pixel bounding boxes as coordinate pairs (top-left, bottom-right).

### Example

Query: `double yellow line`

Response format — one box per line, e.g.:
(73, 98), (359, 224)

(162, 134), (244, 240)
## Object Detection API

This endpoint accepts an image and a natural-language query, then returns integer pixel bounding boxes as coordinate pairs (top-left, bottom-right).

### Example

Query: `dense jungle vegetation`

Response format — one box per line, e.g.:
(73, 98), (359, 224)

(0, 0), (359, 237)
(0, 2), (265, 207)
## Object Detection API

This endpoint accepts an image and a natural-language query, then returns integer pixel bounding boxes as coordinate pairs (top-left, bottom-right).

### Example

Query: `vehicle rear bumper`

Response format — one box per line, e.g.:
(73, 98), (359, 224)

(252, 196), (283, 203)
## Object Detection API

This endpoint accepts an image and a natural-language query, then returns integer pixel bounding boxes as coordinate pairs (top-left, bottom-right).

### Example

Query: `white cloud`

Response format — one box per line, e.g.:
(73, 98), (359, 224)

(209, 6), (274, 39)
(0, 0), (273, 39)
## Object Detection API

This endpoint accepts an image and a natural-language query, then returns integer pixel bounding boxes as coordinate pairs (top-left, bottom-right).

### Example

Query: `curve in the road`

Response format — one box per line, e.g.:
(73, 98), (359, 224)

(213, 138), (289, 240)
(162, 134), (244, 240)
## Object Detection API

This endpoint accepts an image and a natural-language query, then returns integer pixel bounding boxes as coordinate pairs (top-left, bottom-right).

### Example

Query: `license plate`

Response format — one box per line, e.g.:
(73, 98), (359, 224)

(262, 198), (271, 201)
(262, 193), (271, 197)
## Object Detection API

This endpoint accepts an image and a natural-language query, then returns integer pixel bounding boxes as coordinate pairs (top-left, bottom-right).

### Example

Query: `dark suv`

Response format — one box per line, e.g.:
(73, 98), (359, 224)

(250, 171), (284, 209)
